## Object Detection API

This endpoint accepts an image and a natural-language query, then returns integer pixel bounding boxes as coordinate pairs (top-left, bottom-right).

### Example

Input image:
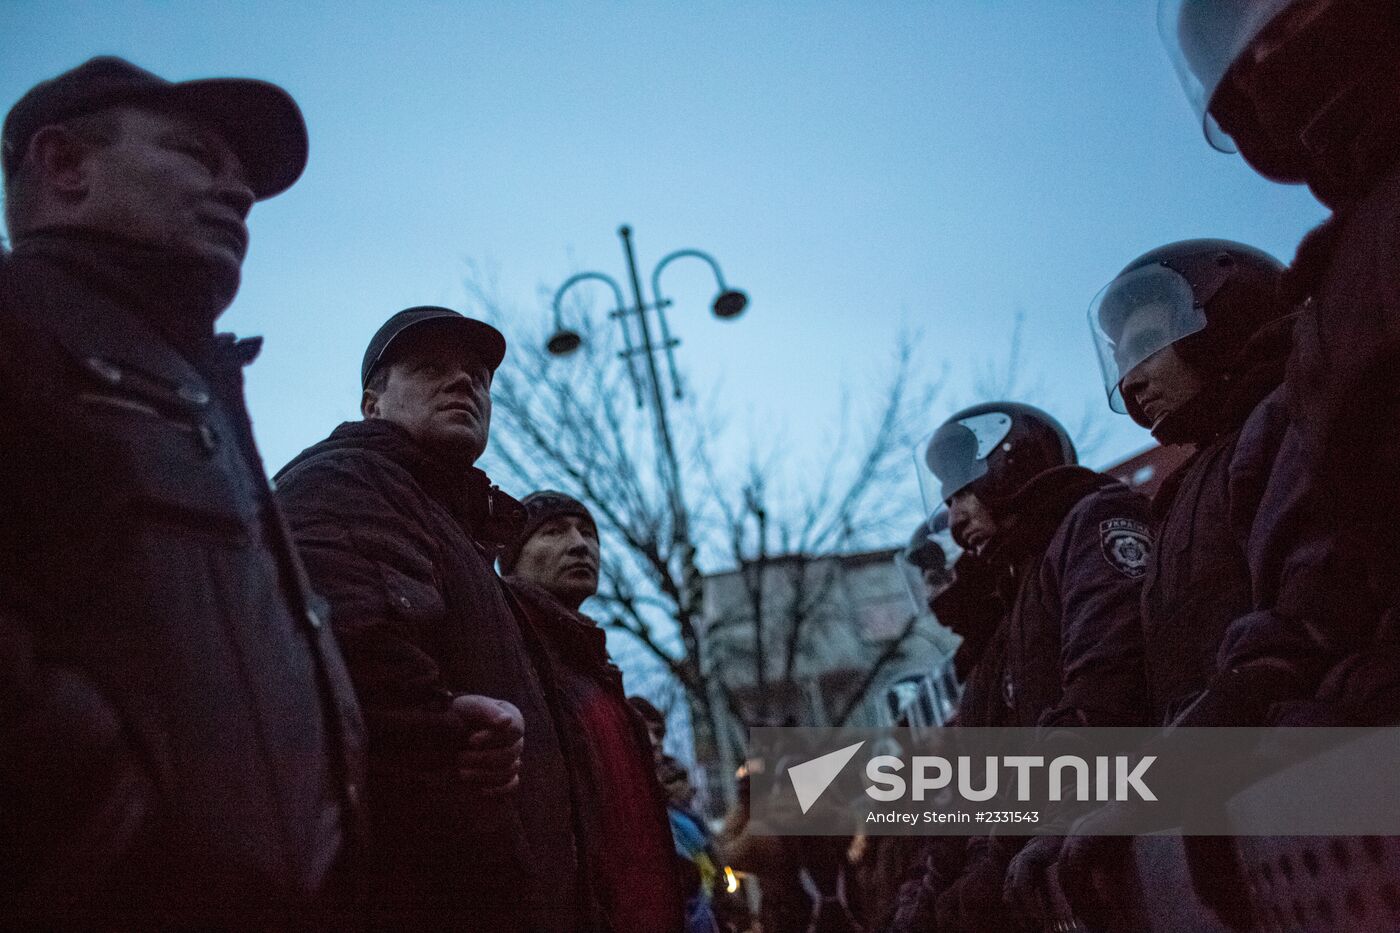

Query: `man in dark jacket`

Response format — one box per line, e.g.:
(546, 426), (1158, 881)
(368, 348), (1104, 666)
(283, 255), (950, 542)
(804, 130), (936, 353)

(1047, 238), (1294, 928)
(275, 307), (584, 927)
(1159, 0), (1400, 726)
(1089, 238), (1292, 727)
(500, 490), (684, 933)
(0, 58), (365, 924)
(914, 402), (1152, 931)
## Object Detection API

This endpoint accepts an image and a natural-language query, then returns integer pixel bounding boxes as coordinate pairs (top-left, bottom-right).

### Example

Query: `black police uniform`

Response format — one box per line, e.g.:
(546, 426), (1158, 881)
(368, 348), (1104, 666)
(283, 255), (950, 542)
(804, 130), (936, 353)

(1223, 163), (1400, 719)
(933, 468), (1151, 931)
(1141, 315), (1293, 724)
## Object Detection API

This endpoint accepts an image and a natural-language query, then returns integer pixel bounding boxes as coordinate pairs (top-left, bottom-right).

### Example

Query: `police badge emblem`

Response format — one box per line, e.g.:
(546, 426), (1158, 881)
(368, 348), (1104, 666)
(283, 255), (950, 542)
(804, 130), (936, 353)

(1100, 518), (1151, 578)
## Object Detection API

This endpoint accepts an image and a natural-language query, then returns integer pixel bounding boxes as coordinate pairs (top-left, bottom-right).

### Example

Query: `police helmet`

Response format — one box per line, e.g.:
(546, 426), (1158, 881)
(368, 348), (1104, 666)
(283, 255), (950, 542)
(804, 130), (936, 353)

(1089, 239), (1285, 427)
(1157, 0), (1299, 155)
(916, 402), (1076, 515)
(1158, 0), (1397, 185)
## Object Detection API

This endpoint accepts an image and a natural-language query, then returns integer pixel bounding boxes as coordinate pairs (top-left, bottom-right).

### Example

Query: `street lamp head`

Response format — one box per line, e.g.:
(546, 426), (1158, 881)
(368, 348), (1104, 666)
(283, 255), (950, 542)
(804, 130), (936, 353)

(712, 289), (749, 319)
(546, 329), (583, 356)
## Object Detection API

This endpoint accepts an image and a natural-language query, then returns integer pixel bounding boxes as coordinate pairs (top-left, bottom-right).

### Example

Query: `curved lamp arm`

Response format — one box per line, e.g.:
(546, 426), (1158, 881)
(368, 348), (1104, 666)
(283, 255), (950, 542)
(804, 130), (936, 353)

(649, 249), (736, 399)
(651, 248), (735, 299)
(550, 271), (644, 406)
(551, 271), (626, 332)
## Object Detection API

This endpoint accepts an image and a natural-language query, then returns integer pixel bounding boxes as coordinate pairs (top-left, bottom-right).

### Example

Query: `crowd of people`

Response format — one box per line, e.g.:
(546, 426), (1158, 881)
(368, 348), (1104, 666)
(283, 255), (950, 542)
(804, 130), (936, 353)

(3, 0), (1400, 929)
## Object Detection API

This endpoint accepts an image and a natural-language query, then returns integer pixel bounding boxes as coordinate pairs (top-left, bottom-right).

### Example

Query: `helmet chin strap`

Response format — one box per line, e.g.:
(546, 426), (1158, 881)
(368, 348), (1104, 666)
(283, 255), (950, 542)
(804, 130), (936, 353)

(971, 524), (1014, 567)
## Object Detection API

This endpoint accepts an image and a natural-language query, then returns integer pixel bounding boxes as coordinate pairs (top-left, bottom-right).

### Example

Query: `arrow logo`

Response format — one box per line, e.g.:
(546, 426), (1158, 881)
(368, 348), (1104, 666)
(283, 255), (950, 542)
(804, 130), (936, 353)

(788, 741), (865, 813)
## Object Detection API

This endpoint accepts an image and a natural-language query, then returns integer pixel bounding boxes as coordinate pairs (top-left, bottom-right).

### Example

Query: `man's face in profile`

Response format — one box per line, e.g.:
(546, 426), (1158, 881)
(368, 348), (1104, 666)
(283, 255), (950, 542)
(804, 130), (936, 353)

(80, 107), (254, 291)
(364, 326), (494, 464)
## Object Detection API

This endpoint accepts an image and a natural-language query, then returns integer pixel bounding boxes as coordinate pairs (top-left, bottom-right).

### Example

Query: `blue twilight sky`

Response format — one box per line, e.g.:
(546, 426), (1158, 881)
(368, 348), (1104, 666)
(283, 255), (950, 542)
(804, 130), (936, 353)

(3, 1), (1325, 519)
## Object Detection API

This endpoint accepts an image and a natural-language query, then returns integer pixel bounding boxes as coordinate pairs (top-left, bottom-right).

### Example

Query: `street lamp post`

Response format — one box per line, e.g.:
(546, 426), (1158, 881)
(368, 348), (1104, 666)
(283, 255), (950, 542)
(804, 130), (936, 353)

(548, 224), (748, 551)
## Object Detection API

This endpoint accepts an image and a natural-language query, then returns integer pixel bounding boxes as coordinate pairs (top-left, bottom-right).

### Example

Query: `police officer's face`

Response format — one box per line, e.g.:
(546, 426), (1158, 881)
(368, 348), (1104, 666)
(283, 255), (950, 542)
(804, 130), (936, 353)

(363, 329), (493, 465)
(77, 107), (254, 291)
(1118, 306), (1206, 431)
(512, 514), (600, 609)
(1212, 1), (1392, 186)
(947, 489), (1000, 557)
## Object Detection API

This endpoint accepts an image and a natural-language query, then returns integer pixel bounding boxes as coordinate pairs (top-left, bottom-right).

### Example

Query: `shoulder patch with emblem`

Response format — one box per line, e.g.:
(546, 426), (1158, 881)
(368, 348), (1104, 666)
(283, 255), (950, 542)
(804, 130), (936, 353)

(1100, 518), (1151, 579)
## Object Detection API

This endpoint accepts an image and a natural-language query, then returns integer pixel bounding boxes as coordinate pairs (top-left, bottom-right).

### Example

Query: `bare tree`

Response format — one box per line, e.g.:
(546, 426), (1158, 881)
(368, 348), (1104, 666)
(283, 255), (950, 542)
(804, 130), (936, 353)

(470, 271), (944, 804)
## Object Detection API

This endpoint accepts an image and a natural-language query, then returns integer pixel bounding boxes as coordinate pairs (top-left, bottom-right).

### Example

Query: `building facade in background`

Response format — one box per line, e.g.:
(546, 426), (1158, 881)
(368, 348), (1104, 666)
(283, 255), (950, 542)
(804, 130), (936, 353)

(698, 547), (960, 793)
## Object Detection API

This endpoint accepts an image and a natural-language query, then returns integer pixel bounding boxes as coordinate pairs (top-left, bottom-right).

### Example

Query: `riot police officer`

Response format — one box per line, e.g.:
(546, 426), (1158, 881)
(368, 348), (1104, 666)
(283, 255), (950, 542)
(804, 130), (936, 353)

(910, 402), (1152, 930)
(889, 526), (1013, 932)
(1159, 0), (1400, 725)
(1089, 238), (1291, 724)
(1039, 239), (1294, 929)
(900, 515), (951, 614)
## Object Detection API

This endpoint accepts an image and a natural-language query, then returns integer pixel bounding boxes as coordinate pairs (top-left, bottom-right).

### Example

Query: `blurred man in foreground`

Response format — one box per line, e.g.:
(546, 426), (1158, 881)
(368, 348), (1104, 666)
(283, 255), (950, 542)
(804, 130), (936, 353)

(0, 57), (364, 924)
(1160, 0), (1400, 726)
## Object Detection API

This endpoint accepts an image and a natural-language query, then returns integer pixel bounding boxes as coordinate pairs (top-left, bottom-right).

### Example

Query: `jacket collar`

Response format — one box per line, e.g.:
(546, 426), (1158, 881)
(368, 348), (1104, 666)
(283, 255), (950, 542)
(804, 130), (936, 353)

(993, 466), (1117, 565)
(15, 226), (232, 349)
(4, 229), (257, 394)
(506, 576), (621, 686)
(282, 420), (525, 549)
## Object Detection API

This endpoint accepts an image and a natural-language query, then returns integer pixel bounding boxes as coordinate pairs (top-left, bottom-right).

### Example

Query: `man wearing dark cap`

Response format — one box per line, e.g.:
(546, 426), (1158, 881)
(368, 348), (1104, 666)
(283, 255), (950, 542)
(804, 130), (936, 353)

(0, 58), (364, 923)
(500, 491), (685, 933)
(274, 308), (587, 927)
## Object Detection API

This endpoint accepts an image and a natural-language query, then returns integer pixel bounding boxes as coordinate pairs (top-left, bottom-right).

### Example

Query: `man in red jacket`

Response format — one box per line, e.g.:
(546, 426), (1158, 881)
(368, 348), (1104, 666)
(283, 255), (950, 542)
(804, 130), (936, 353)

(501, 491), (685, 933)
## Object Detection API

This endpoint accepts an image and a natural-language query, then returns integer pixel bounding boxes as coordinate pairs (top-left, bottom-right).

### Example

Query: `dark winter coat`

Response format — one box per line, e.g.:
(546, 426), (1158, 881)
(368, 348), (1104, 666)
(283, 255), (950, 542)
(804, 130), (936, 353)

(1141, 315), (1294, 724)
(505, 577), (684, 933)
(1222, 160), (1400, 715)
(274, 420), (582, 927)
(928, 469), (1151, 932)
(995, 467), (1151, 729)
(0, 232), (365, 922)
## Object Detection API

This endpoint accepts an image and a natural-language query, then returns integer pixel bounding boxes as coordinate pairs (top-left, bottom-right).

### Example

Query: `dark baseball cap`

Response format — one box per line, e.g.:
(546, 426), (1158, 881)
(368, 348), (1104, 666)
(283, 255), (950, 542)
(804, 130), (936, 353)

(361, 306), (507, 388)
(3, 56), (308, 200)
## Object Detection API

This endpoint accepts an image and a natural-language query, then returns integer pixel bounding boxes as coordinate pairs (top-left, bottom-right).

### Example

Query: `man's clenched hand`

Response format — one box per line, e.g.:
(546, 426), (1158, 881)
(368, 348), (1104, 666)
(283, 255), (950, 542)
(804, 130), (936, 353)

(451, 695), (524, 796)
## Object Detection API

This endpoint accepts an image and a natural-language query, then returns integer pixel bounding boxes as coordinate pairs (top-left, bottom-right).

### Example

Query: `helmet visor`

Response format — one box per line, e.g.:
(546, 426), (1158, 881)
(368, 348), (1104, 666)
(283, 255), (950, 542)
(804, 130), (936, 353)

(916, 411), (1014, 512)
(1089, 264), (1207, 414)
(1157, 0), (1299, 152)
(896, 554), (929, 619)
(899, 510), (956, 615)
